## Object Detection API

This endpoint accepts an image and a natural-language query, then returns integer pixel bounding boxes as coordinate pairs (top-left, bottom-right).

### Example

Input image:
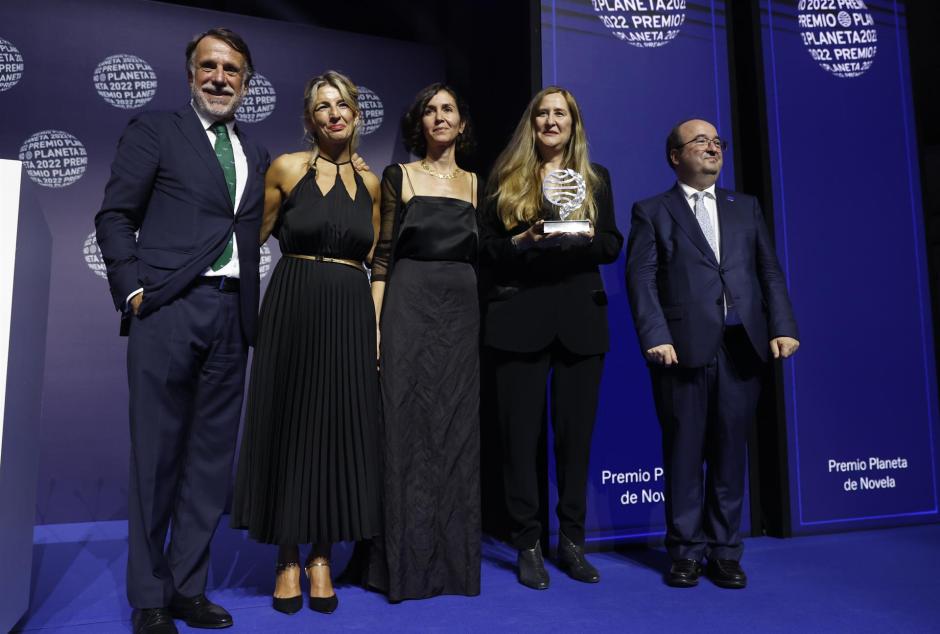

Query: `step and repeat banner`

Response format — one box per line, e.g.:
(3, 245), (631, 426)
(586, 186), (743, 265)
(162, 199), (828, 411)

(758, 0), (939, 533)
(0, 0), (441, 524)
(540, 1), (739, 544)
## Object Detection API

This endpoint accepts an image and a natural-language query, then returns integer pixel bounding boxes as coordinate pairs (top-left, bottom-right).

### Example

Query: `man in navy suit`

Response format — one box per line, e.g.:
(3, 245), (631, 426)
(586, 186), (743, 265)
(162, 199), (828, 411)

(95, 28), (270, 633)
(625, 119), (799, 589)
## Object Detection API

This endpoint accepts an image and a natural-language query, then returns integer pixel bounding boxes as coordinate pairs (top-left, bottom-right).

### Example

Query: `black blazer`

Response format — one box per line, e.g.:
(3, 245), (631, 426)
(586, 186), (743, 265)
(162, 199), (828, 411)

(95, 105), (270, 344)
(625, 183), (798, 368)
(479, 163), (623, 356)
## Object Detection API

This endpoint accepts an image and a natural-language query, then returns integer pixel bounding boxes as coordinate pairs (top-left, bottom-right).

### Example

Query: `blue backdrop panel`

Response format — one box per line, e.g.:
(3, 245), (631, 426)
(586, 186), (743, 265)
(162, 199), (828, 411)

(0, 0), (442, 524)
(540, 0), (739, 544)
(759, 0), (938, 532)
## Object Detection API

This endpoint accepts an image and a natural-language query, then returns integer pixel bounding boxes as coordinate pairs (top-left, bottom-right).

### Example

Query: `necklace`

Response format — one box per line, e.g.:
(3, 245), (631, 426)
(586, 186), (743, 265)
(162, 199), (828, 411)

(420, 159), (461, 180)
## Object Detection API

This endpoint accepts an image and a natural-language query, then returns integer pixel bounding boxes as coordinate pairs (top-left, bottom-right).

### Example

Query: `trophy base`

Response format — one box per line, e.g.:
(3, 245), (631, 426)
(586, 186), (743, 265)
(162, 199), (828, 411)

(543, 219), (591, 234)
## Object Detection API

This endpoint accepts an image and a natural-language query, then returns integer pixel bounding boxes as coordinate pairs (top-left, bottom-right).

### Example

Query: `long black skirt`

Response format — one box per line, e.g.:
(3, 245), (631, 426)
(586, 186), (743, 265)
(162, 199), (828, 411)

(367, 258), (481, 600)
(231, 257), (381, 545)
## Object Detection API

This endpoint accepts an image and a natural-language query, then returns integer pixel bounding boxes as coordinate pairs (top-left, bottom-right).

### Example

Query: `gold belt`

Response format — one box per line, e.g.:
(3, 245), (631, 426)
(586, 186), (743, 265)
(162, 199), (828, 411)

(283, 253), (366, 274)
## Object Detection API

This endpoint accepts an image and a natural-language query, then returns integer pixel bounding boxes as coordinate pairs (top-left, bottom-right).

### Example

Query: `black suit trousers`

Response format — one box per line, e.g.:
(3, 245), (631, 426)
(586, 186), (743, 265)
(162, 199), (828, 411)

(492, 342), (603, 549)
(649, 326), (761, 562)
(126, 283), (247, 608)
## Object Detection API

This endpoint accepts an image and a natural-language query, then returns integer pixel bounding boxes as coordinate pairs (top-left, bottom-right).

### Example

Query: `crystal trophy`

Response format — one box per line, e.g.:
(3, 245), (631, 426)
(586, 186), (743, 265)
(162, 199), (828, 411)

(541, 168), (591, 233)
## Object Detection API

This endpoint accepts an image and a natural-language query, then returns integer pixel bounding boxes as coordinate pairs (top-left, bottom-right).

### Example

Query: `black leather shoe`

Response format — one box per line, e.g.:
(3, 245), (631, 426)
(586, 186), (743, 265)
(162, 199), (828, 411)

(132, 608), (178, 634)
(666, 559), (703, 587)
(168, 593), (233, 629)
(557, 532), (600, 583)
(517, 541), (550, 590)
(706, 558), (747, 589)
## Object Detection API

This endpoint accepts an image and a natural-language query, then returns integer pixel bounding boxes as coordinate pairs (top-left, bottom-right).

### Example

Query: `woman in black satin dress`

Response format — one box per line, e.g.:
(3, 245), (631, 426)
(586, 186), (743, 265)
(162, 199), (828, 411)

(366, 83), (482, 601)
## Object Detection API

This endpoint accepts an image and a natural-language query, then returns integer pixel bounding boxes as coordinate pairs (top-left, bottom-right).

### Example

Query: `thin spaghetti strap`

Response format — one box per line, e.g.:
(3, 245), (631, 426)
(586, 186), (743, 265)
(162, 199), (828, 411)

(401, 163), (416, 198)
(469, 172), (476, 207)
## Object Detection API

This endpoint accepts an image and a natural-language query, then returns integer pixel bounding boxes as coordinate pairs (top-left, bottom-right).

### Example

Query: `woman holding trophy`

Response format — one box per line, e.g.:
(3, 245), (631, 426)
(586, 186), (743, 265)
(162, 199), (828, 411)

(479, 86), (623, 590)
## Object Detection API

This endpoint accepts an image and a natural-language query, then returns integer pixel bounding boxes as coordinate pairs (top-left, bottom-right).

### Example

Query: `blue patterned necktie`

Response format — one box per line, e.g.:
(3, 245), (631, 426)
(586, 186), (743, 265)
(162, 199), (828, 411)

(692, 191), (717, 257)
(210, 121), (235, 271)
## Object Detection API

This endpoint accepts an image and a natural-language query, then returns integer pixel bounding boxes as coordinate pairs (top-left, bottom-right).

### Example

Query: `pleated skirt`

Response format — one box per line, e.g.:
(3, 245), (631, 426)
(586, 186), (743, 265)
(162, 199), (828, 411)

(231, 256), (381, 544)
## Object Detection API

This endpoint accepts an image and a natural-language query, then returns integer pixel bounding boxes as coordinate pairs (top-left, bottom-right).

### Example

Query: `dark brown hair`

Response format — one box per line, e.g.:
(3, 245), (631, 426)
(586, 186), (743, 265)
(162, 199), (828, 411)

(400, 83), (475, 158)
(185, 27), (254, 84)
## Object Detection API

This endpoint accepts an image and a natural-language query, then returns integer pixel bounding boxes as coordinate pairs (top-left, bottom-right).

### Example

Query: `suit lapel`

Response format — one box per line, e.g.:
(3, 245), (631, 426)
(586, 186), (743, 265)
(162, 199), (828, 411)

(663, 183), (718, 267)
(715, 189), (737, 265)
(233, 123), (256, 217)
(175, 105), (234, 210)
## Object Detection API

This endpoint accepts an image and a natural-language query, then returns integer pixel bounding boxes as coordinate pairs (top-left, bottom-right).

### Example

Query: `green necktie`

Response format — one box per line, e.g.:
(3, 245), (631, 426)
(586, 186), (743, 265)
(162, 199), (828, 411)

(210, 121), (236, 271)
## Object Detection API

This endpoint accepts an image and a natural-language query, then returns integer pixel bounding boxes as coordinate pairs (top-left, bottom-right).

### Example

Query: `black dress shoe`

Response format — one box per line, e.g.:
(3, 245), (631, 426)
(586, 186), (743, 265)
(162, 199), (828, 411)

(706, 558), (747, 589)
(168, 593), (233, 629)
(557, 532), (600, 583)
(517, 541), (550, 590)
(132, 608), (178, 634)
(666, 559), (703, 587)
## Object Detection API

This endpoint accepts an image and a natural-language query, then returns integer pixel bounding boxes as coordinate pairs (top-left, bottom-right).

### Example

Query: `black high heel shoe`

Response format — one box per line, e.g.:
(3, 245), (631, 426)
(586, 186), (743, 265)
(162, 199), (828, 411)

(272, 562), (303, 614)
(305, 560), (338, 614)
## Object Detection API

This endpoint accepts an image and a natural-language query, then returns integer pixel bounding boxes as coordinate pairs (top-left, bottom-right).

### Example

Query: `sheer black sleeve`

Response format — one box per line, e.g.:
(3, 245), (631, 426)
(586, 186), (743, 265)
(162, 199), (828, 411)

(371, 164), (403, 282)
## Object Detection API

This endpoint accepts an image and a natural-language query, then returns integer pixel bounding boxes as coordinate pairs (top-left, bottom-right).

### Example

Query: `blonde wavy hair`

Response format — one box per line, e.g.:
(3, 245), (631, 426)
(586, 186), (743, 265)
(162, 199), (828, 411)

(302, 70), (361, 170)
(489, 86), (600, 230)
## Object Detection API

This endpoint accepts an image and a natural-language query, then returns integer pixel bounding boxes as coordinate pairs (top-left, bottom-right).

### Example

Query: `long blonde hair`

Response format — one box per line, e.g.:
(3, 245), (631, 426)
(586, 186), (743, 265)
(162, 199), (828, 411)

(489, 86), (600, 230)
(302, 70), (361, 170)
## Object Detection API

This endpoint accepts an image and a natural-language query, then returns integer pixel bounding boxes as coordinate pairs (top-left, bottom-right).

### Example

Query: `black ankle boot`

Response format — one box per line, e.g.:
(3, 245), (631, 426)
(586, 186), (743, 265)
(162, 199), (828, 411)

(517, 540), (550, 590)
(557, 532), (600, 583)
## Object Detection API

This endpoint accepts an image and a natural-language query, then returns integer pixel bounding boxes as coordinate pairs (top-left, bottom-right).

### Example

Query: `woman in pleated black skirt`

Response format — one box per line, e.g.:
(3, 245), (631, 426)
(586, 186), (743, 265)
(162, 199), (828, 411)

(231, 70), (381, 615)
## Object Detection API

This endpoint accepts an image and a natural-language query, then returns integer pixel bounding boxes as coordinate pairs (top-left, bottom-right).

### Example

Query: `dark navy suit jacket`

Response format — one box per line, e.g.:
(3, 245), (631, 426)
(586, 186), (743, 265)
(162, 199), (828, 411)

(625, 183), (797, 368)
(95, 105), (270, 344)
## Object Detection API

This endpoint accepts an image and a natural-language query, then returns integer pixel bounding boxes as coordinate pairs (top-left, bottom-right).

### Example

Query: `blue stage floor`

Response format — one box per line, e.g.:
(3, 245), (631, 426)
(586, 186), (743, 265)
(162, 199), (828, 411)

(12, 520), (940, 633)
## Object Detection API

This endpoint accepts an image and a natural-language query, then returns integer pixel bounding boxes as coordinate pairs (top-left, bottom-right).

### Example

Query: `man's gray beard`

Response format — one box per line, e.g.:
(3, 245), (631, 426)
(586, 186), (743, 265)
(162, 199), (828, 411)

(191, 81), (244, 120)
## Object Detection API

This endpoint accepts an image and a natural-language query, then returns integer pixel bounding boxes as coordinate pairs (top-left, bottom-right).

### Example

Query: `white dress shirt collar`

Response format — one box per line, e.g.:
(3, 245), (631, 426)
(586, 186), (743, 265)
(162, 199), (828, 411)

(190, 101), (236, 136)
(677, 181), (716, 201)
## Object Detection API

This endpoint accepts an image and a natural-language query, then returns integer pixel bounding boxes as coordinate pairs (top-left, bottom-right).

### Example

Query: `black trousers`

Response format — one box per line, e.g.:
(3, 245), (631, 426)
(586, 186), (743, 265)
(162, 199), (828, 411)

(649, 326), (762, 563)
(126, 283), (248, 608)
(492, 342), (604, 549)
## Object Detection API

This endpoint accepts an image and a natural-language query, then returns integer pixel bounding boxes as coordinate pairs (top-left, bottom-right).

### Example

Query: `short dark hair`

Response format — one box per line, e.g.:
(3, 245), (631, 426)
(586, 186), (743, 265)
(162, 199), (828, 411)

(401, 83), (476, 158)
(185, 27), (254, 84)
(665, 118), (699, 170)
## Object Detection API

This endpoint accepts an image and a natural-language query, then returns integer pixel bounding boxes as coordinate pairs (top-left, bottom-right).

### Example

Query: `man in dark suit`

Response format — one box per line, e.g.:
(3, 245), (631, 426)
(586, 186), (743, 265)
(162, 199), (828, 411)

(95, 28), (270, 633)
(625, 118), (798, 589)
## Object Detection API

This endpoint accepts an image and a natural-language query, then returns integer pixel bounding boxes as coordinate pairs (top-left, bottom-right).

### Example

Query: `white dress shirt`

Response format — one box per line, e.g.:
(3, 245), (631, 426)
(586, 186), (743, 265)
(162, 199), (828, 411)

(192, 102), (247, 279)
(678, 180), (738, 320)
(678, 181), (720, 261)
